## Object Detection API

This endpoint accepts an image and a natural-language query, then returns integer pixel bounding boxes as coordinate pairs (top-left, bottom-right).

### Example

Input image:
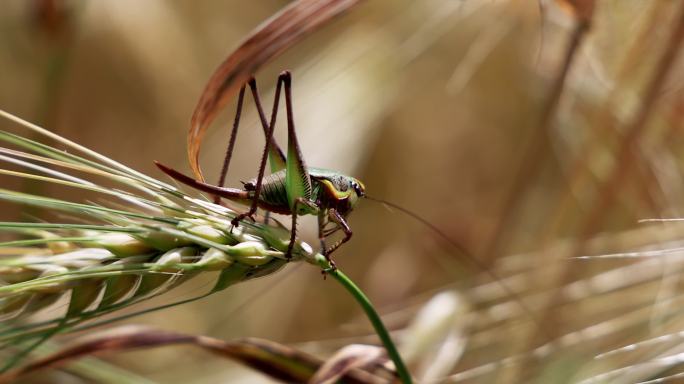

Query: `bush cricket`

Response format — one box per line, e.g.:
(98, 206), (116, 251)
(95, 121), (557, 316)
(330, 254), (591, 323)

(155, 71), (365, 268)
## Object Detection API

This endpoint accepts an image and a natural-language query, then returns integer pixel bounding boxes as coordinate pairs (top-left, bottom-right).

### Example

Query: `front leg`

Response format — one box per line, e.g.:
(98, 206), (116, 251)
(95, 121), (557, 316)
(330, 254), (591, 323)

(286, 198), (319, 260)
(317, 209), (332, 269)
(319, 208), (352, 267)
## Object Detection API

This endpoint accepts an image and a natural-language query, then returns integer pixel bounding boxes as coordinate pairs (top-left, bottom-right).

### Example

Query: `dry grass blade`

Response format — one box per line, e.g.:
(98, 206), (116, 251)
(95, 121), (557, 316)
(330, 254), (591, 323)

(555, 0), (595, 23)
(0, 325), (387, 384)
(310, 344), (388, 384)
(188, 0), (363, 180)
(578, 1), (684, 241)
(479, 0), (592, 268)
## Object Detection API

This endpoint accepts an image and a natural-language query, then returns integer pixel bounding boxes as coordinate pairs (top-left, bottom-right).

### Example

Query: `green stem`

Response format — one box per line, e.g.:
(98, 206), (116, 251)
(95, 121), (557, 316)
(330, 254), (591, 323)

(315, 254), (413, 384)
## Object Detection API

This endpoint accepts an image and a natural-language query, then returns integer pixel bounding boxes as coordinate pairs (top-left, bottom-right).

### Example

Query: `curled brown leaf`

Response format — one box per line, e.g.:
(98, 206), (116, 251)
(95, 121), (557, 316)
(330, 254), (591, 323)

(0, 325), (385, 383)
(188, 0), (363, 181)
(310, 344), (391, 384)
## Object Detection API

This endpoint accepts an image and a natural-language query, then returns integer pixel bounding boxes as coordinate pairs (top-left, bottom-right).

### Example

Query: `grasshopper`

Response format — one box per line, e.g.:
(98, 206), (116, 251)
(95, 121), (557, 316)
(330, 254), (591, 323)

(155, 71), (365, 267)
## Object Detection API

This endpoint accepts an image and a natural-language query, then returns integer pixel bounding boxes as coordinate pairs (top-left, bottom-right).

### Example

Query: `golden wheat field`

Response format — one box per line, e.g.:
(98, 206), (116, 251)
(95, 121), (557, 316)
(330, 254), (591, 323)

(1, 1), (684, 383)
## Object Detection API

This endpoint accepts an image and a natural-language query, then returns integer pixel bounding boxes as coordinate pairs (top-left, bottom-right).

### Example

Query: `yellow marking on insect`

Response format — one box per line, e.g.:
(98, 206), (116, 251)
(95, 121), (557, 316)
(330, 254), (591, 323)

(319, 179), (353, 200)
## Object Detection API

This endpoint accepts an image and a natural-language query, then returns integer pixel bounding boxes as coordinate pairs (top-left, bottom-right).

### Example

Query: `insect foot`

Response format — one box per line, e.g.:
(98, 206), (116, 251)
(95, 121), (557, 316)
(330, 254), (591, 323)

(284, 241), (295, 261)
(229, 212), (256, 235)
(321, 259), (337, 280)
(231, 212), (256, 227)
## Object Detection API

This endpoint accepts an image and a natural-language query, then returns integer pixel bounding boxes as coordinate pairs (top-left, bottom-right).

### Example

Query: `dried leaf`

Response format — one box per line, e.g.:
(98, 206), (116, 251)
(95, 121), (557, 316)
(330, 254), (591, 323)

(309, 344), (390, 384)
(188, 0), (363, 181)
(0, 325), (384, 383)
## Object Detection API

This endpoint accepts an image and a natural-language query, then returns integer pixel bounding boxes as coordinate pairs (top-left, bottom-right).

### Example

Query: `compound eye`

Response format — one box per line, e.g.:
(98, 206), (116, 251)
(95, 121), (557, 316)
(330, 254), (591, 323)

(352, 183), (362, 196)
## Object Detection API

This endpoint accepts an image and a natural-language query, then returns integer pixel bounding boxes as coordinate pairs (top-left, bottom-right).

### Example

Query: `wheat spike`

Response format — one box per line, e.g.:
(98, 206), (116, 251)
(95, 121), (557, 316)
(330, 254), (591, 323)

(0, 110), (316, 368)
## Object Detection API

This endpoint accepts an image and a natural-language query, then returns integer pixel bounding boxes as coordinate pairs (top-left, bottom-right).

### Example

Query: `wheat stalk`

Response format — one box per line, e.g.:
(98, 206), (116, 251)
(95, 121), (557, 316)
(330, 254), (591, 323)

(0, 109), (317, 369)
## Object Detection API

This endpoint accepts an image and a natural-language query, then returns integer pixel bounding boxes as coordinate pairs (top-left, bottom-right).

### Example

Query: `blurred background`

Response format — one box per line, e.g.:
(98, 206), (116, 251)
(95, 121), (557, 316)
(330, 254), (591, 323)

(2, 0), (684, 382)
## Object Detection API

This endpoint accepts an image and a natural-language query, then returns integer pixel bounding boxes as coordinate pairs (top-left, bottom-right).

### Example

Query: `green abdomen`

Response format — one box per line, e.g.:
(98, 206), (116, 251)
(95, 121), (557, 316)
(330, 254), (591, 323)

(249, 170), (322, 212)
(257, 172), (289, 208)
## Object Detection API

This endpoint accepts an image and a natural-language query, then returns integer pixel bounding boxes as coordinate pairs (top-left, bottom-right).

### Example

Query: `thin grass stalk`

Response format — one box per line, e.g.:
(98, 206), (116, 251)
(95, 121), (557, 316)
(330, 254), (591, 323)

(316, 255), (413, 384)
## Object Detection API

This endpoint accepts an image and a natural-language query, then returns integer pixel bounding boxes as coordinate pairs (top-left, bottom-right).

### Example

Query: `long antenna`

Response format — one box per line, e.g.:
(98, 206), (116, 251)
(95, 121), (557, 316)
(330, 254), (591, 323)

(364, 195), (548, 337)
